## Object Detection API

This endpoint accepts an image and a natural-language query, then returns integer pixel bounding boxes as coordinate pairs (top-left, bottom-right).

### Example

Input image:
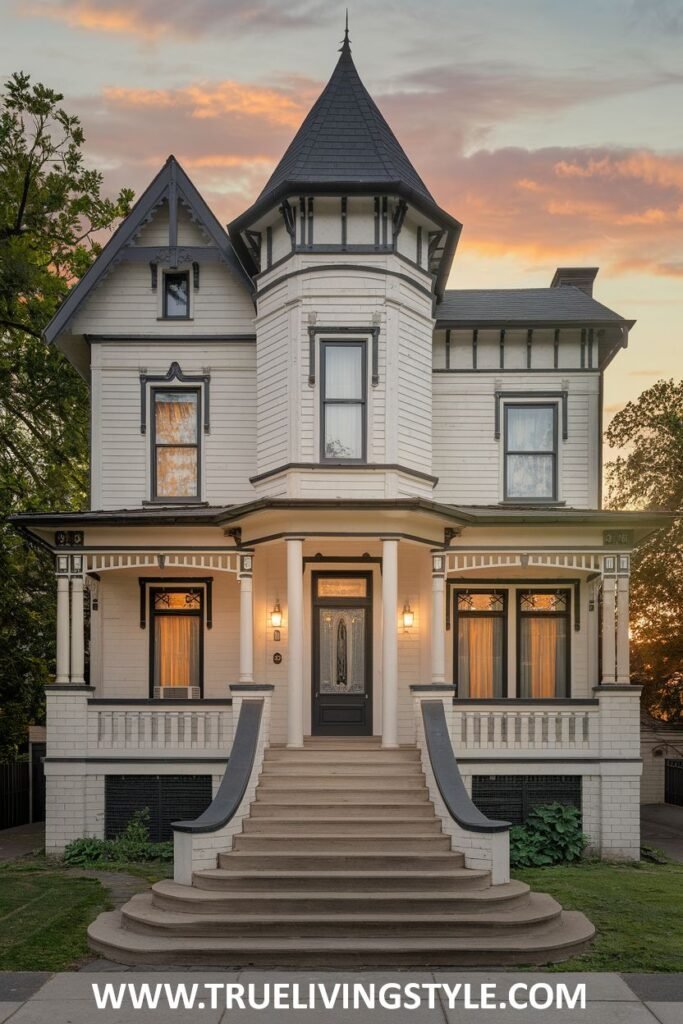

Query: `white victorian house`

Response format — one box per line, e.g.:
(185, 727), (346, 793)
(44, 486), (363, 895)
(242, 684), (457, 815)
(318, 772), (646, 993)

(14, 33), (668, 966)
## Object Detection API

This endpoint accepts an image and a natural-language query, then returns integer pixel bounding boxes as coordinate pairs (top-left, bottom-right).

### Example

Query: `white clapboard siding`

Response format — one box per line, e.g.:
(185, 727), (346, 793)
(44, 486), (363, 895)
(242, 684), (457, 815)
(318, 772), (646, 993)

(432, 372), (600, 507)
(92, 570), (240, 699)
(92, 342), (257, 508)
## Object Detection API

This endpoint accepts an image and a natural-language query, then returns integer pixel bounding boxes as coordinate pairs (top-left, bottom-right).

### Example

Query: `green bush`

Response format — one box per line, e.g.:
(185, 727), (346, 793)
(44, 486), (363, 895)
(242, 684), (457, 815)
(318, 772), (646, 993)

(64, 809), (173, 866)
(510, 803), (588, 868)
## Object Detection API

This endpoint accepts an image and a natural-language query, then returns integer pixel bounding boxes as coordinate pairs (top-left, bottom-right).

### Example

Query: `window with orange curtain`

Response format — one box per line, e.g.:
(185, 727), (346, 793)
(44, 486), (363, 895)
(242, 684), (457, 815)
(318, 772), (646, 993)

(455, 591), (506, 699)
(151, 589), (202, 692)
(518, 590), (569, 698)
(152, 390), (199, 499)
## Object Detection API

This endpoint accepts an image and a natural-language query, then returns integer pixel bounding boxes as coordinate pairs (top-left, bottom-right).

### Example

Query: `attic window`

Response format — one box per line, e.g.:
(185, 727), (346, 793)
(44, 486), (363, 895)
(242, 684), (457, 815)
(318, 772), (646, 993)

(163, 271), (190, 319)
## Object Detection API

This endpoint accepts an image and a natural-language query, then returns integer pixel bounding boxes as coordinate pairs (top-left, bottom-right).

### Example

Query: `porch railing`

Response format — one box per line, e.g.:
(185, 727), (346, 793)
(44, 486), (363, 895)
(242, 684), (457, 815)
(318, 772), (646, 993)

(87, 702), (233, 757)
(452, 703), (600, 758)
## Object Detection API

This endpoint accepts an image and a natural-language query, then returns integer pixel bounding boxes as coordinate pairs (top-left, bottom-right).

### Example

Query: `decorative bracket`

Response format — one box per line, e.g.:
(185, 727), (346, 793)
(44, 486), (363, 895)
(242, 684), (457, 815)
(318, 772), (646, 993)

(140, 362), (210, 434)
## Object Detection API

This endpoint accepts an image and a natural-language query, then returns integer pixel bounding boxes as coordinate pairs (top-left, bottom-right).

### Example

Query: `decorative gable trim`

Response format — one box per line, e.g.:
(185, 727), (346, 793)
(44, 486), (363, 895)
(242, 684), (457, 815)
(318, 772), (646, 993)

(139, 362), (211, 434)
(44, 156), (253, 346)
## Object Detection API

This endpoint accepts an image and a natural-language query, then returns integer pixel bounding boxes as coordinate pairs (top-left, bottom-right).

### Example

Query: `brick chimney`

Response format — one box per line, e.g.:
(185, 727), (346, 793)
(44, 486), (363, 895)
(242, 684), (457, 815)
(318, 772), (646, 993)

(550, 267), (599, 296)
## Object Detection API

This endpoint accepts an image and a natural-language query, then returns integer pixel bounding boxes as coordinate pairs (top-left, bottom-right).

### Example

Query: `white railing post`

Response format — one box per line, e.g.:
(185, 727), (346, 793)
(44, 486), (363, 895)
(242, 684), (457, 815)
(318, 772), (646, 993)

(238, 553), (254, 684)
(382, 538), (399, 748)
(286, 538), (304, 749)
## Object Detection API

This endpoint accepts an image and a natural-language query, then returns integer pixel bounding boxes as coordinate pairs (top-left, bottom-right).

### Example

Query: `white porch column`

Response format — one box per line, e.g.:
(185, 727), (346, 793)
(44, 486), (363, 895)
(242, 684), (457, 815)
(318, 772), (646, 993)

(70, 571), (85, 684)
(238, 554), (254, 684)
(382, 538), (399, 748)
(601, 571), (616, 685)
(616, 560), (630, 684)
(431, 552), (446, 685)
(286, 537), (304, 748)
(55, 570), (70, 684)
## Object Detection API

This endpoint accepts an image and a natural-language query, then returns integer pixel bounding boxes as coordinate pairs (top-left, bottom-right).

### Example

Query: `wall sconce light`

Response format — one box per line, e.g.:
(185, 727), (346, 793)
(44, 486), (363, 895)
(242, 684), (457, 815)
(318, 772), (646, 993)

(271, 600), (282, 628)
(402, 601), (414, 630)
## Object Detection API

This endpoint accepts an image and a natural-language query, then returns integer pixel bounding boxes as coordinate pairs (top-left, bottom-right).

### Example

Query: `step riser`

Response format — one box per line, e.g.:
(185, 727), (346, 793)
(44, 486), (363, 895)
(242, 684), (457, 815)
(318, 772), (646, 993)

(152, 893), (530, 916)
(217, 853), (464, 870)
(255, 790), (430, 803)
(264, 753), (421, 764)
(123, 914), (561, 940)
(232, 836), (452, 853)
(249, 803), (436, 818)
(241, 820), (443, 835)
(257, 777), (428, 790)
(260, 766), (424, 777)
(193, 873), (485, 893)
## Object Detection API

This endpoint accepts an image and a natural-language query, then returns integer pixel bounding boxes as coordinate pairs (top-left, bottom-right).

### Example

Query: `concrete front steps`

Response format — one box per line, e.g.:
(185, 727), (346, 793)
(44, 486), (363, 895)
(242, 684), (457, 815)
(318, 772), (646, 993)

(88, 738), (595, 967)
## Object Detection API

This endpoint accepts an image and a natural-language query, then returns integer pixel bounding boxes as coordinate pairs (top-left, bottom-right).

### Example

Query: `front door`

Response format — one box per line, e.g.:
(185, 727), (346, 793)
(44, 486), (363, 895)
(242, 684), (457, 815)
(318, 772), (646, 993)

(312, 572), (372, 735)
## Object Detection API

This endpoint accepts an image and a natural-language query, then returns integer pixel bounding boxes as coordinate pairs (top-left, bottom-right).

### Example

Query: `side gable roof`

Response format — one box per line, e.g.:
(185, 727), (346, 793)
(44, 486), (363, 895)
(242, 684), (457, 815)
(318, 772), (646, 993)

(436, 286), (632, 326)
(44, 156), (253, 347)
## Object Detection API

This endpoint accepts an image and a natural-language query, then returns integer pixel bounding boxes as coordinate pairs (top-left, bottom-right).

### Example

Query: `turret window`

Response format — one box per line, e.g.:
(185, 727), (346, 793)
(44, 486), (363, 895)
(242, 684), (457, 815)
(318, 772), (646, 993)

(321, 341), (367, 462)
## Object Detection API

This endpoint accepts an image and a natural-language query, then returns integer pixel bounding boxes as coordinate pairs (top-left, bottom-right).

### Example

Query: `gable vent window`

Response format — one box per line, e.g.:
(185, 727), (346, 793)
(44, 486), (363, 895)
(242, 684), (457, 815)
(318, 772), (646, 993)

(163, 271), (190, 319)
(504, 403), (557, 501)
(321, 340), (367, 462)
(152, 389), (200, 500)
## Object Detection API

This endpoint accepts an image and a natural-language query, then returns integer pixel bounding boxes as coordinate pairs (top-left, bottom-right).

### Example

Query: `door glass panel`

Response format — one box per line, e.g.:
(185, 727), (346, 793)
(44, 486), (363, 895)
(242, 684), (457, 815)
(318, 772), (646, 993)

(317, 578), (367, 598)
(319, 607), (365, 694)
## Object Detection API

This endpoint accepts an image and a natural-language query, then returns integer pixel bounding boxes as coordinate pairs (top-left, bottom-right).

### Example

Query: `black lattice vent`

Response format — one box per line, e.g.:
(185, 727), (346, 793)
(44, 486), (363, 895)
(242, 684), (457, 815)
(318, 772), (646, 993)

(105, 775), (212, 842)
(471, 774), (582, 826)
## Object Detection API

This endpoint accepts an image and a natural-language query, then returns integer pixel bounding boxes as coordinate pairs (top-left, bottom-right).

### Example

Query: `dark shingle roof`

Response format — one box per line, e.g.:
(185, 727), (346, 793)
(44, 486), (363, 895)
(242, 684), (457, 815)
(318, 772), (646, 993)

(436, 286), (629, 325)
(255, 36), (434, 205)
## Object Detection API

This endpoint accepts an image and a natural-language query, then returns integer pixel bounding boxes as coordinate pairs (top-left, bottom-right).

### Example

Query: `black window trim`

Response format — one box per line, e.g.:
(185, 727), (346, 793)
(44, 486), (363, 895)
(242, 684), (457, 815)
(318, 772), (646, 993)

(162, 269), (191, 320)
(151, 386), (201, 503)
(320, 338), (368, 464)
(516, 587), (571, 699)
(149, 584), (205, 698)
(453, 588), (508, 700)
(503, 401), (559, 503)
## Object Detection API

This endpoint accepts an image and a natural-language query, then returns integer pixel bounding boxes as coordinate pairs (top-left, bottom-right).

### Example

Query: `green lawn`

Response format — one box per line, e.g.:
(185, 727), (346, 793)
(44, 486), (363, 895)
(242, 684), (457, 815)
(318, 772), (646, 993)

(0, 862), (110, 971)
(0, 858), (680, 972)
(514, 860), (683, 972)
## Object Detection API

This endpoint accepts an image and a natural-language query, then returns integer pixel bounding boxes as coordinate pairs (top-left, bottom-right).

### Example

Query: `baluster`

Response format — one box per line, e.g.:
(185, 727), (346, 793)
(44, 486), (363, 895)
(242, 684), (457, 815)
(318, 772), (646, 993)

(520, 712), (530, 750)
(169, 713), (179, 751)
(183, 712), (192, 750)
(130, 713), (139, 749)
(465, 713), (475, 750)
(561, 712), (571, 749)
(142, 712), (152, 748)
(197, 713), (205, 750)
(113, 712), (124, 748)
(493, 712), (503, 749)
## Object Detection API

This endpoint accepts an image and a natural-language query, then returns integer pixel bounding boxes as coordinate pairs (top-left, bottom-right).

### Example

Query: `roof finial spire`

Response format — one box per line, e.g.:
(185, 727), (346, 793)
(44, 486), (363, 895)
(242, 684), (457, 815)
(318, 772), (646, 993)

(340, 9), (351, 55)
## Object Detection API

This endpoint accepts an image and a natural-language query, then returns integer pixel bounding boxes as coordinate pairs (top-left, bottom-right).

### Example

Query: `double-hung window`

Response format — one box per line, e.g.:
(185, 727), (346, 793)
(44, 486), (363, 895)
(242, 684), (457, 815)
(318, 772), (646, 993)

(504, 403), (557, 501)
(518, 590), (570, 698)
(454, 591), (506, 699)
(152, 389), (200, 501)
(321, 341), (366, 462)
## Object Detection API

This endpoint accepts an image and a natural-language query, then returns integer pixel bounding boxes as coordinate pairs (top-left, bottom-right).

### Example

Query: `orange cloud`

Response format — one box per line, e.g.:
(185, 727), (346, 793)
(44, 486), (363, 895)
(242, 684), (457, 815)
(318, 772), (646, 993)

(104, 82), (307, 128)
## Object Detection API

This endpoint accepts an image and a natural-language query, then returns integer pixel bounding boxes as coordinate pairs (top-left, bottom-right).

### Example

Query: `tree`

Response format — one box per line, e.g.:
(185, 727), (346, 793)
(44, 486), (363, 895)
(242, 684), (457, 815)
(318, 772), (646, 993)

(0, 72), (133, 758)
(605, 378), (683, 721)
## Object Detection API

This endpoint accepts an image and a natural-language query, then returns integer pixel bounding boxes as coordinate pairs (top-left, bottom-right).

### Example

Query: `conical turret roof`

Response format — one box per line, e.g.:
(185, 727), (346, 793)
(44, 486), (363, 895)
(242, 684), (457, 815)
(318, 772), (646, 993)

(254, 31), (434, 204)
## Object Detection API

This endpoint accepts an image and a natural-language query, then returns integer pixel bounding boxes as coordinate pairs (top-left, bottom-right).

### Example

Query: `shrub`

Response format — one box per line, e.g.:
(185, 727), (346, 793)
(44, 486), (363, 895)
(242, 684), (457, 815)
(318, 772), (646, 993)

(509, 803), (588, 868)
(64, 809), (173, 866)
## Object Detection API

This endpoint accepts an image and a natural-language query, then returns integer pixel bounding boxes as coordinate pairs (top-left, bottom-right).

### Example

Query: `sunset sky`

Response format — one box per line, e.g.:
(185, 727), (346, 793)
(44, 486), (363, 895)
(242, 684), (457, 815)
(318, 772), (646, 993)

(3, 0), (682, 453)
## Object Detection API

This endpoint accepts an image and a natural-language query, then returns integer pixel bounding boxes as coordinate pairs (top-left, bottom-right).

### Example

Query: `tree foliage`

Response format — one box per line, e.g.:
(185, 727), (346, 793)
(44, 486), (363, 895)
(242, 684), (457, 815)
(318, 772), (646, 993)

(606, 378), (683, 720)
(0, 72), (133, 758)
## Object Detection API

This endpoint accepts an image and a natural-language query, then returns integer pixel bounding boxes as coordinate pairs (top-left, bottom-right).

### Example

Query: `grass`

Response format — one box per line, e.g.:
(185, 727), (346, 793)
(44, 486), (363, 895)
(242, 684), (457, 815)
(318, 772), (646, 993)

(0, 856), (680, 972)
(514, 859), (683, 972)
(0, 861), (110, 971)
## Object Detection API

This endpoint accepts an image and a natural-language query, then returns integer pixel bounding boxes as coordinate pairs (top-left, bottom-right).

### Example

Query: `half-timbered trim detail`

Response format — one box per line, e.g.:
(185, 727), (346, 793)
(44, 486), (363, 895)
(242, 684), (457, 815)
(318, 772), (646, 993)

(139, 362), (210, 435)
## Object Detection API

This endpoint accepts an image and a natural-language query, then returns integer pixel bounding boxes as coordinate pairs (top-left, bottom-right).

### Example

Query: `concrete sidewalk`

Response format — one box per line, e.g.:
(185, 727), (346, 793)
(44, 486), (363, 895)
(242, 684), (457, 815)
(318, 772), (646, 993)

(641, 804), (683, 863)
(0, 970), (680, 1023)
